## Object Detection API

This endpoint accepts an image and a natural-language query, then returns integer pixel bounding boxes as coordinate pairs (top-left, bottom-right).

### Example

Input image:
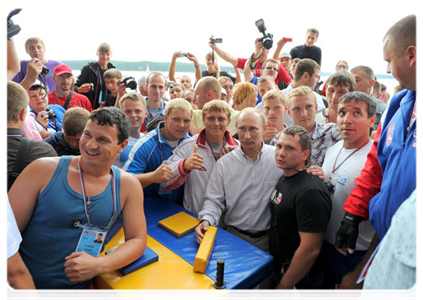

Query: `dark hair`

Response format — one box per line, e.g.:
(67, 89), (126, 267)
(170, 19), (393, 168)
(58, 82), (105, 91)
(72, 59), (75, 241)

(326, 70), (356, 91)
(282, 125), (312, 167)
(293, 59), (320, 82)
(89, 107), (130, 144)
(338, 91), (377, 119)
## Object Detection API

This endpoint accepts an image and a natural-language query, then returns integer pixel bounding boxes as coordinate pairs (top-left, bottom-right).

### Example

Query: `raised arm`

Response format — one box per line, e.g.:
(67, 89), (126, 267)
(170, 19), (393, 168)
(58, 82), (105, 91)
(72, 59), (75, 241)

(7, 39), (20, 80)
(272, 37), (290, 60)
(244, 39), (264, 82)
(208, 36), (239, 66)
(186, 53), (202, 86)
(168, 51), (180, 83)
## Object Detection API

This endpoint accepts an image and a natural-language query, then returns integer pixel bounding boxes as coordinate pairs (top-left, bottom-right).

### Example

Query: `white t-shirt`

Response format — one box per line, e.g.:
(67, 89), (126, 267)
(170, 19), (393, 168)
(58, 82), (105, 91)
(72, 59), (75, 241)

(114, 135), (143, 168)
(7, 199), (22, 259)
(321, 139), (375, 251)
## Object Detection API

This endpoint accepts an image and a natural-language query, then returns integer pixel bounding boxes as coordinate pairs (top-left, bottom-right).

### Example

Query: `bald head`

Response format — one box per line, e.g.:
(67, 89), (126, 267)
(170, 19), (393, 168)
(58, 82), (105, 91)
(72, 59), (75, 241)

(195, 77), (221, 109)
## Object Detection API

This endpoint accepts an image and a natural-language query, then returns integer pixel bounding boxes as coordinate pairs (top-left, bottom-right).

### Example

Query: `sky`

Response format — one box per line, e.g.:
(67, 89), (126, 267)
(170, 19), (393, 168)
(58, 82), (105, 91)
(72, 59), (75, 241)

(4, 0), (418, 76)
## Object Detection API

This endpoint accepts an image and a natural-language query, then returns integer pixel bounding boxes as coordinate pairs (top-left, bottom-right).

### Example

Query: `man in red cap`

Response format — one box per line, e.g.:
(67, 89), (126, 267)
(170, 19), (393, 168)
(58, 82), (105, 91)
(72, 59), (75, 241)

(48, 65), (92, 112)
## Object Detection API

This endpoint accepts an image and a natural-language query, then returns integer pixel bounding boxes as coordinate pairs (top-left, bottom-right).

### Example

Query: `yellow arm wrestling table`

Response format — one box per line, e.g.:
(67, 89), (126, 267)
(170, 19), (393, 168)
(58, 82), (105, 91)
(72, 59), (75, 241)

(95, 197), (273, 289)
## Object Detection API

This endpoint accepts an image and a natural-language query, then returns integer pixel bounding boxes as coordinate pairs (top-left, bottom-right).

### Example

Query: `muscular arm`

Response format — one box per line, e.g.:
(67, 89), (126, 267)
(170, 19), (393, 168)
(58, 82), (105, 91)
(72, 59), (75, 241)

(7, 252), (35, 289)
(64, 172), (147, 283)
(276, 232), (324, 289)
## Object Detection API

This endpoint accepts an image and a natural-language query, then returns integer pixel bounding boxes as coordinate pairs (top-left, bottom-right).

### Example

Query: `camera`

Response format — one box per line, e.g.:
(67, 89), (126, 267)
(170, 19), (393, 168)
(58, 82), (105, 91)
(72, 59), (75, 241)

(7, 8), (22, 40)
(41, 65), (49, 76)
(167, 81), (175, 89)
(179, 52), (188, 58)
(42, 107), (57, 120)
(210, 37), (223, 44)
(90, 83), (95, 91)
(255, 19), (273, 50)
(121, 76), (137, 90)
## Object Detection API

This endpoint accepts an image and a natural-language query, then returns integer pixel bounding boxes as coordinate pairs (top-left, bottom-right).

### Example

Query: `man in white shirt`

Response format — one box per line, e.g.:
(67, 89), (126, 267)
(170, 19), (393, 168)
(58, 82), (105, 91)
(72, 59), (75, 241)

(312, 91), (376, 288)
(195, 108), (283, 252)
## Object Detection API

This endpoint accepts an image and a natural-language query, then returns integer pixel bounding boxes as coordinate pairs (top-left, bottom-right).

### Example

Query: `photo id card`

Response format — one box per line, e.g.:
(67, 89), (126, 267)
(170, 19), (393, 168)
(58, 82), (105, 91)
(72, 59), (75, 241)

(75, 225), (107, 257)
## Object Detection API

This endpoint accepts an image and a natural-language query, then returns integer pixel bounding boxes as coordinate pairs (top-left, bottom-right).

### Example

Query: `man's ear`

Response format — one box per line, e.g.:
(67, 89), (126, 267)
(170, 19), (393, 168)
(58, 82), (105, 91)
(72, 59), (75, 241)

(19, 107), (27, 122)
(407, 45), (416, 68)
(117, 139), (129, 153)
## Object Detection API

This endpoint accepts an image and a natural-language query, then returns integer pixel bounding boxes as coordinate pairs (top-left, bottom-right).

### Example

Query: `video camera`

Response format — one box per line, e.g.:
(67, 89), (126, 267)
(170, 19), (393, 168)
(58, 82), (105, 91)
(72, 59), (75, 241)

(210, 37), (223, 44)
(7, 8), (22, 40)
(255, 19), (273, 50)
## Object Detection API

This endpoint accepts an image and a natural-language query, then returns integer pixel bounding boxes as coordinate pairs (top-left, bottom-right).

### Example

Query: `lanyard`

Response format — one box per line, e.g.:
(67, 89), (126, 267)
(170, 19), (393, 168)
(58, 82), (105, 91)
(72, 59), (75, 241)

(78, 158), (116, 228)
(332, 142), (367, 174)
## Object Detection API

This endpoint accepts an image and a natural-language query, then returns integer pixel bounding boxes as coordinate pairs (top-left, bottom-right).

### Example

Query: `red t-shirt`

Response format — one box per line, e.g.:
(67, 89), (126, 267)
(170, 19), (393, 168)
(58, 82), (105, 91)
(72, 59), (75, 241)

(48, 91), (93, 112)
(237, 58), (292, 84)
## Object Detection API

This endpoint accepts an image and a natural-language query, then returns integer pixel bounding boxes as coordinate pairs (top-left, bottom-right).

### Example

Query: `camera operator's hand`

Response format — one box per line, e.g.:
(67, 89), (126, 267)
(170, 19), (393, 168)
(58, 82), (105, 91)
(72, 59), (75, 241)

(114, 81), (127, 108)
(172, 51), (181, 60)
(276, 37), (288, 49)
(36, 111), (49, 129)
(27, 58), (43, 80)
(20, 58), (43, 91)
(208, 35), (219, 49)
(186, 53), (199, 65)
(335, 212), (363, 256)
(77, 83), (92, 94)
(254, 38), (264, 59)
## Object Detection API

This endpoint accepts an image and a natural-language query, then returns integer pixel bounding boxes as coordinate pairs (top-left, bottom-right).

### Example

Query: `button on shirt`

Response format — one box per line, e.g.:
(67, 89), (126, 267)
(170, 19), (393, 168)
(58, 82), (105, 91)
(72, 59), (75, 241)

(199, 144), (283, 231)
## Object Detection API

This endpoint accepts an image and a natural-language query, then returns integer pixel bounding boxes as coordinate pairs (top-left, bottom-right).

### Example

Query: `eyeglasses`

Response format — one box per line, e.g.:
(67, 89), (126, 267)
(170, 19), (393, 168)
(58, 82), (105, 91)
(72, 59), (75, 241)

(265, 67), (279, 72)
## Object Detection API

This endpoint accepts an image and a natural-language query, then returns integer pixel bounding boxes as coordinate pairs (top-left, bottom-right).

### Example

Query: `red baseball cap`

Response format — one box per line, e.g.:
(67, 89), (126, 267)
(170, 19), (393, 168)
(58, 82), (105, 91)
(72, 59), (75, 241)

(53, 64), (73, 76)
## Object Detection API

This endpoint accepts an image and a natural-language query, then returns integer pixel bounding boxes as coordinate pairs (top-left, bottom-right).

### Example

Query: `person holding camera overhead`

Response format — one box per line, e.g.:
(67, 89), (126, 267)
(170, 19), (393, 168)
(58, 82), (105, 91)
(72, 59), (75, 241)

(12, 37), (63, 93)
(202, 49), (237, 84)
(74, 43), (115, 109)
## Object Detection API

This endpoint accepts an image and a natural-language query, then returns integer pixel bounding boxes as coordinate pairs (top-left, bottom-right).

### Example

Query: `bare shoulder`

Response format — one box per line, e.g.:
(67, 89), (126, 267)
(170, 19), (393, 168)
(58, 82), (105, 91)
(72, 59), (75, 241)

(118, 169), (144, 204)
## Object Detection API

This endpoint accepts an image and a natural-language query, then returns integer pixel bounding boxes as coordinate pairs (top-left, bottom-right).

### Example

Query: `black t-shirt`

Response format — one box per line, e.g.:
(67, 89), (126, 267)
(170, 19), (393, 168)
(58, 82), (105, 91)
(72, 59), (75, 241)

(290, 44), (322, 66)
(269, 170), (331, 277)
(104, 93), (117, 107)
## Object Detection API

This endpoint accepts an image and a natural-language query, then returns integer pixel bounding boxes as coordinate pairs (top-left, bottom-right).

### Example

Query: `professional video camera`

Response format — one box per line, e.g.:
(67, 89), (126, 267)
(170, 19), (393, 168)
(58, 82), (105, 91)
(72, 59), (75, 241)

(7, 8), (22, 40)
(255, 19), (273, 50)
(121, 76), (137, 90)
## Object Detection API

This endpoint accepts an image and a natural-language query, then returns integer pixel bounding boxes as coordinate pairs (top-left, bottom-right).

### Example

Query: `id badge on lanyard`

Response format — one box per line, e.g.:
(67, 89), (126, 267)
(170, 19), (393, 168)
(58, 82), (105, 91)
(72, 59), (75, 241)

(75, 158), (116, 257)
(75, 225), (108, 257)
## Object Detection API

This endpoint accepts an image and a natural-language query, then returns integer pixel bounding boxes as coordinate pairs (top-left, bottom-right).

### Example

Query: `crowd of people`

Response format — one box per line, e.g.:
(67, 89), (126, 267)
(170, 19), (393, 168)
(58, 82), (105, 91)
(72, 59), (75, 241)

(6, 14), (415, 291)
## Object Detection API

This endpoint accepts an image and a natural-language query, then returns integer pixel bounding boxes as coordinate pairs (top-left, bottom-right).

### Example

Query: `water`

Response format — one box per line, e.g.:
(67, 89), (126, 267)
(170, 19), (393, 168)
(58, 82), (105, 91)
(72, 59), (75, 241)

(72, 70), (400, 98)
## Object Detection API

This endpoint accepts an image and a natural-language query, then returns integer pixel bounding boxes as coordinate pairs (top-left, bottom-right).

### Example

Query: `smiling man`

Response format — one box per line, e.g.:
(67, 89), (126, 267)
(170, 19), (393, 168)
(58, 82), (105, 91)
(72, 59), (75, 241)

(9, 107), (147, 289)
(113, 92), (147, 168)
(124, 98), (192, 205)
(162, 100), (238, 215)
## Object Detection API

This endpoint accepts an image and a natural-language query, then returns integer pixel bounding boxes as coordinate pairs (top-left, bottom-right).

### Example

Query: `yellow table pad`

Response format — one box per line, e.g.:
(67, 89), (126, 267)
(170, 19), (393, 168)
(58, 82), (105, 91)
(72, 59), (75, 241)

(95, 228), (216, 289)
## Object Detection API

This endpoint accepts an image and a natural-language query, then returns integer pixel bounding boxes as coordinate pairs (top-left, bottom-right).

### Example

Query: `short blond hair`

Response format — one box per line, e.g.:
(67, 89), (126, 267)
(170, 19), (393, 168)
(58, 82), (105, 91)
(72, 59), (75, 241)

(119, 92), (146, 108)
(25, 37), (45, 51)
(262, 89), (286, 106)
(165, 98), (193, 117)
(287, 86), (316, 108)
(202, 99), (231, 119)
(63, 107), (90, 136)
